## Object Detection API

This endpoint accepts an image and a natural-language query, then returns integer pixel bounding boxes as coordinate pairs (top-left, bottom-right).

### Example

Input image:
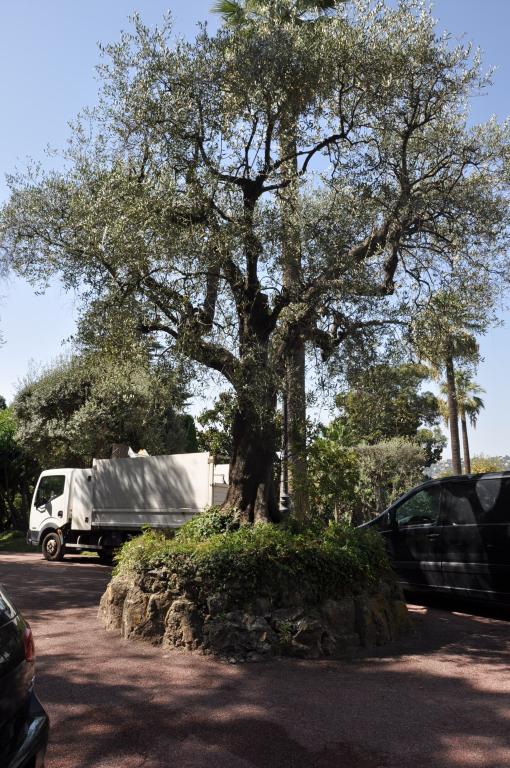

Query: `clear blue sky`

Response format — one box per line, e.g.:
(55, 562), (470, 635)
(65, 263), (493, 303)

(0, 1), (509, 457)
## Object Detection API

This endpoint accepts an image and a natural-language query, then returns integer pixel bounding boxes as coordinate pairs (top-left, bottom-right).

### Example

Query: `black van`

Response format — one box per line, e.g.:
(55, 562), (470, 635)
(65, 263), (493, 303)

(363, 472), (510, 603)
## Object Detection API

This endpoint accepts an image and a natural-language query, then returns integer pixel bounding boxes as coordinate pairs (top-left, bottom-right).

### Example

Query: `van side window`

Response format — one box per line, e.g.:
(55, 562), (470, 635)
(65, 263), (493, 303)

(36, 475), (66, 507)
(475, 477), (510, 524)
(441, 482), (479, 525)
(395, 488), (441, 527)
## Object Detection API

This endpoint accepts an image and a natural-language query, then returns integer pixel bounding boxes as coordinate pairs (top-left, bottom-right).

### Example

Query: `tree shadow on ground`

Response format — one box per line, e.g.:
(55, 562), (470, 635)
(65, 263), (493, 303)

(4, 554), (510, 768)
(37, 635), (510, 768)
(0, 554), (112, 614)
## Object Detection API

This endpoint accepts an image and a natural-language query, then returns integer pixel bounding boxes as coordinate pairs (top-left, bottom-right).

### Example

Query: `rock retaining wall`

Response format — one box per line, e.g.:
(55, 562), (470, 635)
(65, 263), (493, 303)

(99, 570), (411, 661)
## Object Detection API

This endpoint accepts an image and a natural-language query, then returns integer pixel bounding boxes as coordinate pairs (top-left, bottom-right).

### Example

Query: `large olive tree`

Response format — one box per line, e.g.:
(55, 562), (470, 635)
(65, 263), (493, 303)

(2, 1), (509, 521)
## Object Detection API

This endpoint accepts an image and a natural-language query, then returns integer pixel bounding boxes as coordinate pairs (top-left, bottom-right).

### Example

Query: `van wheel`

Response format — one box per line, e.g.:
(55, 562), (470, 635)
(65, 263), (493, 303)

(42, 532), (65, 561)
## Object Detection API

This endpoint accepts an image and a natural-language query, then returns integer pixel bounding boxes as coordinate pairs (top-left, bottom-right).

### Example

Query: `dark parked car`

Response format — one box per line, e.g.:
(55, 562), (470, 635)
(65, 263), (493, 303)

(0, 584), (49, 767)
(363, 471), (510, 603)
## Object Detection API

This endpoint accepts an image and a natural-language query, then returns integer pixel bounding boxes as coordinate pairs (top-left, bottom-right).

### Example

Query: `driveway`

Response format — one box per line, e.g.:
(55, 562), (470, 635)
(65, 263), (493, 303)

(1, 552), (510, 768)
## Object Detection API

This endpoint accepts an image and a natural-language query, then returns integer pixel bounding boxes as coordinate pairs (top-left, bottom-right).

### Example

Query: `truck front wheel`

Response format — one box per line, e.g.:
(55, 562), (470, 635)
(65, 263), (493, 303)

(98, 548), (114, 565)
(42, 532), (65, 562)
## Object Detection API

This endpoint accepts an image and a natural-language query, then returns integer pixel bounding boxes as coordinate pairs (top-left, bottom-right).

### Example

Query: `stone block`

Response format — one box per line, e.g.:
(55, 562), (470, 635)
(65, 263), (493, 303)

(321, 598), (356, 633)
(121, 586), (150, 639)
(98, 576), (130, 632)
(164, 597), (202, 650)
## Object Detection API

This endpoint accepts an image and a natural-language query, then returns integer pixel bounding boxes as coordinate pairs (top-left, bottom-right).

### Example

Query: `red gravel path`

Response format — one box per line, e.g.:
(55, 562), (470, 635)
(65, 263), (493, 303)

(1, 552), (510, 768)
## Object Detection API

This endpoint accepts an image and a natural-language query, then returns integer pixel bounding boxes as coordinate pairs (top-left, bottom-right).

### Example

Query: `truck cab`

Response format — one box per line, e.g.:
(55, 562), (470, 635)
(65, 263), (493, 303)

(28, 468), (95, 561)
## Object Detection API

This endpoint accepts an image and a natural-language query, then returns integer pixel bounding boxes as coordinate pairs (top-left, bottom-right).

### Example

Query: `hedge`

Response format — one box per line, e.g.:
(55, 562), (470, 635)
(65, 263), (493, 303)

(114, 509), (393, 612)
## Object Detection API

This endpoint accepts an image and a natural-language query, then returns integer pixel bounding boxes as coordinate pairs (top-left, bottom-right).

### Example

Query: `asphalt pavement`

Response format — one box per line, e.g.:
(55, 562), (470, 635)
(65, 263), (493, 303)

(1, 552), (510, 768)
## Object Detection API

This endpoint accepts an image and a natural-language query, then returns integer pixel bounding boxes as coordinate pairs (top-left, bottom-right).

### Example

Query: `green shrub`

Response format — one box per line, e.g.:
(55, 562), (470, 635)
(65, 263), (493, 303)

(175, 506), (240, 543)
(115, 518), (393, 612)
(0, 530), (32, 552)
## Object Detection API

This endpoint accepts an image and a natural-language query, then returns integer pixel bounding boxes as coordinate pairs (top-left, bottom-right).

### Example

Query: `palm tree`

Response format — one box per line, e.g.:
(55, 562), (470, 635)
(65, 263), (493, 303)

(425, 335), (476, 476)
(412, 291), (482, 477)
(454, 372), (485, 474)
(439, 370), (484, 475)
(212, 0), (343, 518)
(212, 1), (338, 26)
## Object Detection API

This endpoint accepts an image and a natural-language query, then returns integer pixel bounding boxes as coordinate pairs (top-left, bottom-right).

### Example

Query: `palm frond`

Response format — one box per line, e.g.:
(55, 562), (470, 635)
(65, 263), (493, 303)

(211, 0), (246, 25)
(465, 395), (485, 427)
(297, 0), (336, 10)
(213, 0), (346, 26)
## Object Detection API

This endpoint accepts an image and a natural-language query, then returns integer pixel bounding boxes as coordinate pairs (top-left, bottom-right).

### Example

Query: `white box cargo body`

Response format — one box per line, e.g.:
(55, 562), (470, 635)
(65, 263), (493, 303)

(27, 452), (229, 561)
(92, 453), (226, 529)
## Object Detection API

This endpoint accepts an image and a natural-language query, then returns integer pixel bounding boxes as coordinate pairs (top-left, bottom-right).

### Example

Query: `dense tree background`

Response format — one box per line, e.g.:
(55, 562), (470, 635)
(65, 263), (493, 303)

(0, 403), (39, 530)
(14, 353), (196, 469)
(307, 361), (446, 524)
(0, 344), (196, 529)
(334, 362), (444, 464)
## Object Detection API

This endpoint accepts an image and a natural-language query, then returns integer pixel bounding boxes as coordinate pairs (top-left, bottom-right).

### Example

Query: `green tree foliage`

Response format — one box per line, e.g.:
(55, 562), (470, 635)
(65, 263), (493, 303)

(13, 354), (197, 469)
(456, 374), (485, 429)
(308, 421), (359, 522)
(415, 427), (446, 468)
(354, 439), (426, 522)
(196, 392), (237, 457)
(308, 422), (427, 525)
(0, 406), (39, 530)
(308, 362), (443, 523)
(2, 2), (509, 520)
(470, 455), (504, 474)
(335, 363), (442, 453)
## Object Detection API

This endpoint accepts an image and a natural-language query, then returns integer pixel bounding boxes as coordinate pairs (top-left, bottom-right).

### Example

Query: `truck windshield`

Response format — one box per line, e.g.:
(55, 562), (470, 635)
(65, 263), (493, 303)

(36, 475), (66, 507)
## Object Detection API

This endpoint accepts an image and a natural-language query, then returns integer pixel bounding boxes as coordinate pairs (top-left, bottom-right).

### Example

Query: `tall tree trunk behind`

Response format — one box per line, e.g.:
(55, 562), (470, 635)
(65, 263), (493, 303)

(445, 354), (462, 475)
(279, 392), (290, 514)
(459, 407), (471, 474)
(279, 122), (307, 521)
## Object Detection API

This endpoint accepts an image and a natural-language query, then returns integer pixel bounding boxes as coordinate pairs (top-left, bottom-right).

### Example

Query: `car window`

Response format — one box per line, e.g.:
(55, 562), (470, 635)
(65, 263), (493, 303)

(395, 487), (441, 527)
(474, 477), (510, 524)
(36, 475), (66, 507)
(441, 481), (480, 525)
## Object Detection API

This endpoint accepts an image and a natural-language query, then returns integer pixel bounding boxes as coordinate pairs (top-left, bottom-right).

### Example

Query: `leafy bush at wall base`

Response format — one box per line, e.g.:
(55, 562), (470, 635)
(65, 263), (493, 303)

(115, 517), (393, 613)
(103, 516), (410, 660)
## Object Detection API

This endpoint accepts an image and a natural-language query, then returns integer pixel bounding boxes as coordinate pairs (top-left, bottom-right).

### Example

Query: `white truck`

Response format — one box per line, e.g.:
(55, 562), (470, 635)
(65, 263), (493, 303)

(26, 452), (229, 562)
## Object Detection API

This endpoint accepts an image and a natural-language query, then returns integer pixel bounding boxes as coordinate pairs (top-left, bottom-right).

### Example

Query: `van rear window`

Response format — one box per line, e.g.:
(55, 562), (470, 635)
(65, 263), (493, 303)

(475, 477), (510, 524)
(442, 478), (510, 525)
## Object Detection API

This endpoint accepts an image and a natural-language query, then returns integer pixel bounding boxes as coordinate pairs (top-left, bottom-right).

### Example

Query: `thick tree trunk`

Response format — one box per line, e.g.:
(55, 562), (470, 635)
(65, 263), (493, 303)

(445, 354), (462, 475)
(460, 409), (471, 474)
(279, 124), (307, 520)
(223, 395), (279, 523)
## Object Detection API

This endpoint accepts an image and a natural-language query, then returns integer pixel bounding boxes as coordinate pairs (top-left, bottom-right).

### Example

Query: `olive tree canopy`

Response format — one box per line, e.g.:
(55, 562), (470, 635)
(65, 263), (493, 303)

(2, 0), (509, 520)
